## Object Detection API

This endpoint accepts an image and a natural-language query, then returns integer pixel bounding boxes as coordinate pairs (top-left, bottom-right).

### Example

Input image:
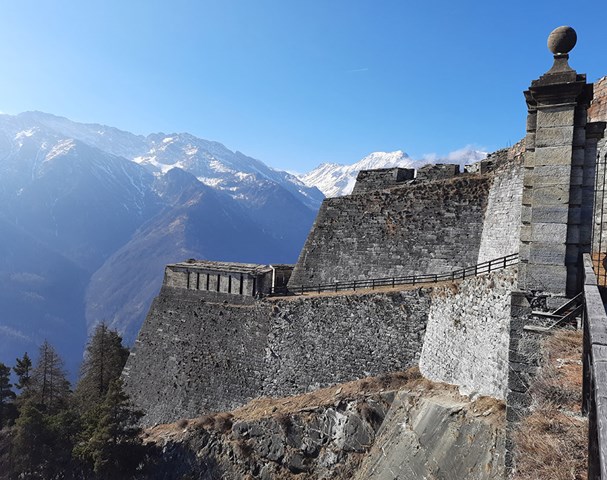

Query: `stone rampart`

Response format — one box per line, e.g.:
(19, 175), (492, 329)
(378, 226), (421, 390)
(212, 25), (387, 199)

(288, 175), (492, 287)
(419, 267), (517, 400)
(124, 268), (516, 426)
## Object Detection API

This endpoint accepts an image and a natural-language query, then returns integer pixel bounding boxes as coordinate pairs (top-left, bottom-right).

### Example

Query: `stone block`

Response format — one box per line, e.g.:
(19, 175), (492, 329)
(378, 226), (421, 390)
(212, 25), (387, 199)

(522, 186), (533, 205)
(531, 184), (570, 206)
(532, 145), (573, 167)
(530, 205), (569, 223)
(568, 206), (582, 224)
(537, 105), (575, 127)
(531, 223), (568, 242)
(535, 125), (574, 148)
(520, 205), (531, 224)
(519, 242), (530, 262)
(573, 126), (587, 147)
(524, 264), (567, 294)
(523, 172), (535, 188)
(529, 242), (567, 264)
(534, 164), (573, 178)
(572, 147), (586, 166)
(569, 187), (583, 205)
(520, 224), (531, 242)
(566, 227), (580, 244)
(526, 111), (537, 131)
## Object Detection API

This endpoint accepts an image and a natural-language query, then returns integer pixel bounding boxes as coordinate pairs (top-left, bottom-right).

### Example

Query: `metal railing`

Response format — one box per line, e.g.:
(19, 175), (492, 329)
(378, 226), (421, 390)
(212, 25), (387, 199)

(273, 252), (519, 295)
(582, 253), (607, 479)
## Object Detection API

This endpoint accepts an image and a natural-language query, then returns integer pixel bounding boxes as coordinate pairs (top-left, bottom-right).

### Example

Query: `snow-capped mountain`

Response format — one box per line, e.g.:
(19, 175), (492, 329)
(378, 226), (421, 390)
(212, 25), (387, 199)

(299, 147), (487, 198)
(15, 112), (324, 210)
(0, 112), (321, 377)
(298, 151), (420, 198)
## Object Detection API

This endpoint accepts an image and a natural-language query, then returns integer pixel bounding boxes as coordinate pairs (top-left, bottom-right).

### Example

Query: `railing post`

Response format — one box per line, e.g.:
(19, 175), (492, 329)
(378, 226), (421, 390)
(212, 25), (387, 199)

(488, 260), (492, 273)
(434, 274), (438, 282)
(504, 256), (507, 269)
(474, 265), (477, 276)
(353, 280), (356, 291)
(372, 279), (375, 290)
(301, 285), (303, 295)
(335, 282), (338, 292)
(318, 284), (321, 294)
(392, 277), (395, 288)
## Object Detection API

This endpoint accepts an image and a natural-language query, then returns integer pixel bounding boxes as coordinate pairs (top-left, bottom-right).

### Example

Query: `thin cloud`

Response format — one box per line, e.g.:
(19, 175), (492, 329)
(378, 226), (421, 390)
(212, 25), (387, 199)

(0, 324), (32, 342)
(420, 145), (488, 167)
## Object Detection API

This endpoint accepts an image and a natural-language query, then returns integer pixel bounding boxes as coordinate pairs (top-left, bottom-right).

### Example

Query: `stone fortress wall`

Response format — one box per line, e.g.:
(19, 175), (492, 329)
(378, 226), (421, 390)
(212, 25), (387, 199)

(289, 153), (524, 288)
(124, 266), (517, 426)
(124, 153), (525, 425)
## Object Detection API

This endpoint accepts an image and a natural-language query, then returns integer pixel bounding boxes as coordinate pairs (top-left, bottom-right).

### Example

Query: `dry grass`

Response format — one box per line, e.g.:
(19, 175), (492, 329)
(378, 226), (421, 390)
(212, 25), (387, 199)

(512, 329), (587, 480)
(229, 366), (456, 421)
(591, 252), (607, 287)
(145, 366), (506, 445)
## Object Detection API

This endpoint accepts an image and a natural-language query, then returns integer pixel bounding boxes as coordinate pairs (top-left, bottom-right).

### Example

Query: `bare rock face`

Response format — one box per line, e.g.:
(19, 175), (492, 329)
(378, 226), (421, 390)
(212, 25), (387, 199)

(356, 392), (505, 480)
(142, 379), (505, 480)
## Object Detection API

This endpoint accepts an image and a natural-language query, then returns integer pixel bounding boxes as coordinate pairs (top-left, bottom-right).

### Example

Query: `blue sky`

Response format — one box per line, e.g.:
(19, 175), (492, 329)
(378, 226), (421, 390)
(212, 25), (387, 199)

(0, 0), (604, 172)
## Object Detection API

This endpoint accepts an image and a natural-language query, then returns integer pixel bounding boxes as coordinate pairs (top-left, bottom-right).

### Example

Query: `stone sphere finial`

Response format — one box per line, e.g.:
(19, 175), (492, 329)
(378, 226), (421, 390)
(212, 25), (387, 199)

(547, 26), (577, 55)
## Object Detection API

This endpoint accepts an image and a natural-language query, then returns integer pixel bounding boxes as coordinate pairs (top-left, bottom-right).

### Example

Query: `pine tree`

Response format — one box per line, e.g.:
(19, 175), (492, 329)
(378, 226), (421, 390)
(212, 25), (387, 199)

(75, 323), (129, 408)
(0, 362), (16, 428)
(13, 352), (32, 391)
(74, 379), (144, 478)
(11, 400), (48, 477)
(30, 340), (70, 414)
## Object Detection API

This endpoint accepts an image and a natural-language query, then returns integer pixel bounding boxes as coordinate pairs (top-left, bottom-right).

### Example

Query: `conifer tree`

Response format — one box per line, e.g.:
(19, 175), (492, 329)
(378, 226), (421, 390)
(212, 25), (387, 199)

(30, 340), (70, 414)
(13, 352), (32, 391)
(11, 400), (48, 477)
(0, 362), (16, 428)
(75, 379), (144, 478)
(75, 323), (129, 408)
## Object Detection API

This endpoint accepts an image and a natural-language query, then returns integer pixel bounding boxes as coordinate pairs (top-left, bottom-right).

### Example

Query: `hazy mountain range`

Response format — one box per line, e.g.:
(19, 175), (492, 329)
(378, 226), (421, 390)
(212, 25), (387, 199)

(0, 112), (322, 376)
(0, 111), (486, 376)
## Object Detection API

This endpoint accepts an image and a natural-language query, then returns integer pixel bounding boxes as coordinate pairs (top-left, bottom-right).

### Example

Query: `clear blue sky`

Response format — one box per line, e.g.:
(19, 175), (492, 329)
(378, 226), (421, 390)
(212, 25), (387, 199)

(0, 0), (604, 172)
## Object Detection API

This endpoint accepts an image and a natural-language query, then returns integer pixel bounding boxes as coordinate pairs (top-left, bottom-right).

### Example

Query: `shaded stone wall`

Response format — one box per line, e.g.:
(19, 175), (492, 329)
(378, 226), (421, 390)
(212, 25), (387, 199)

(419, 268), (517, 400)
(263, 290), (430, 398)
(123, 287), (272, 424)
(288, 176), (492, 287)
(123, 287), (431, 426)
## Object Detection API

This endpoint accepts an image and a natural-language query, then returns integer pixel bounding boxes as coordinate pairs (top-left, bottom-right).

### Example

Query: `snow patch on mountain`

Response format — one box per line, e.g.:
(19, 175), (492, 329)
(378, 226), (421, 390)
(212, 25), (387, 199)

(299, 151), (419, 198)
(299, 147), (487, 198)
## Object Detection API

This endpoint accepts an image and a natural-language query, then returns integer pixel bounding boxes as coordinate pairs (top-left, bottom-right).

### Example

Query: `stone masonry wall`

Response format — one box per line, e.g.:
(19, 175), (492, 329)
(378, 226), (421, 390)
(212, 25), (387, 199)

(419, 267), (517, 400)
(123, 287), (431, 426)
(262, 290), (430, 398)
(125, 269), (516, 426)
(123, 287), (272, 424)
(477, 155), (524, 263)
(289, 176), (492, 287)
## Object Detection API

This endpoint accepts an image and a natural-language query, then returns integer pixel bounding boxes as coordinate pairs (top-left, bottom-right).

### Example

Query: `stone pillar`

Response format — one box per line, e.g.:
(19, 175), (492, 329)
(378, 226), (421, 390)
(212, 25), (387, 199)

(518, 26), (594, 296)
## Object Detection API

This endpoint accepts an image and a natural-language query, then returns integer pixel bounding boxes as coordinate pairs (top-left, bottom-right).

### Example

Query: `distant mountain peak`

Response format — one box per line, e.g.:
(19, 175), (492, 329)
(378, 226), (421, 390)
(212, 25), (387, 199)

(299, 148), (487, 198)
